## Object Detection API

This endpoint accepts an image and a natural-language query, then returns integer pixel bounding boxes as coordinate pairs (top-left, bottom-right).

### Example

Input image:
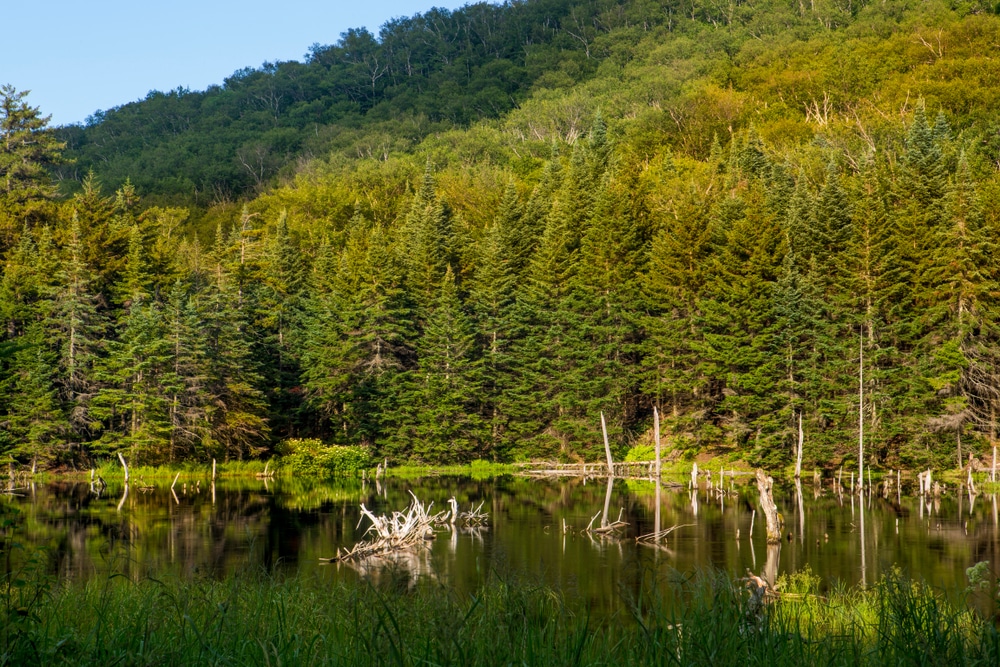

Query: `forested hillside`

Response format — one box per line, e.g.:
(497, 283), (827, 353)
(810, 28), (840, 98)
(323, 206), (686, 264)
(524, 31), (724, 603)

(5, 0), (1000, 471)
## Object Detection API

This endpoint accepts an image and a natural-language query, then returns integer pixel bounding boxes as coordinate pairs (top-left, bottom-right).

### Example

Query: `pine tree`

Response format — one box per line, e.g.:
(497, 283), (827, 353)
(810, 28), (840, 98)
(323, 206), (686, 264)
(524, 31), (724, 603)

(161, 280), (212, 461)
(45, 213), (105, 456)
(401, 164), (453, 310)
(301, 217), (414, 450)
(468, 198), (520, 458)
(642, 180), (718, 445)
(697, 190), (786, 464)
(91, 227), (176, 462)
(3, 323), (65, 465)
(201, 221), (269, 460)
(391, 267), (483, 463)
(258, 211), (307, 438)
(0, 85), (64, 249)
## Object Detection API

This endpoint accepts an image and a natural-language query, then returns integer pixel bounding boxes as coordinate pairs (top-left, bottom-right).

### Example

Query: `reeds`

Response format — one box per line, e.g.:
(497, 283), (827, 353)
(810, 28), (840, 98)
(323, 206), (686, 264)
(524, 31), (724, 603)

(2, 564), (998, 666)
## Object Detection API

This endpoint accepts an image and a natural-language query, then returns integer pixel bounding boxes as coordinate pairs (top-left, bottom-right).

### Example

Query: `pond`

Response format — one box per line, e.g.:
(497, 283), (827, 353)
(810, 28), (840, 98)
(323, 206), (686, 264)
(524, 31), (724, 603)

(2, 472), (998, 610)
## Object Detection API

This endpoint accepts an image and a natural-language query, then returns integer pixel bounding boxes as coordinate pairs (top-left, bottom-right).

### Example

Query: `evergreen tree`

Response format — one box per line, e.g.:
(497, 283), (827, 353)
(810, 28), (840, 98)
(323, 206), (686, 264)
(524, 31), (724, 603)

(201, 222), (269, 460)
(258, 211), (307, 438)
(697, 190), (786, 464)
(0, 85), (64, 249)
(468, 199), (520, 458)
(391, 267), (483, 463)
(643, 180), (718, 445)
(161, 280), (212, 461)
(301, 217), (414, 450)
(401, 165), (453, 310)
(3, 323), (64, 465)
(45, 214), (105, 458)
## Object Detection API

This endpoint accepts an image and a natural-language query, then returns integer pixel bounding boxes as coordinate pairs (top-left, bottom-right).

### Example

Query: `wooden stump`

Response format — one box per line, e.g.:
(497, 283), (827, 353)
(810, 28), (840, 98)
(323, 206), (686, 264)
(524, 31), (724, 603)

(755, 469), (782, 544)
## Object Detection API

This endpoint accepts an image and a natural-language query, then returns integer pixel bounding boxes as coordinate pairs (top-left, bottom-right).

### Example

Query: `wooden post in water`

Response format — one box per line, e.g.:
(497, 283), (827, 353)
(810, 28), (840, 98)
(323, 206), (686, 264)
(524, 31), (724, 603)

(691, 462), (698, 489)
(755, 469), (782, 543)
(117, 451), (129, 483)
(171, 472), (180, 490)
(653, 406), (661, 479)
(212, 458), (216, 482)
(601, 412), (613, 476)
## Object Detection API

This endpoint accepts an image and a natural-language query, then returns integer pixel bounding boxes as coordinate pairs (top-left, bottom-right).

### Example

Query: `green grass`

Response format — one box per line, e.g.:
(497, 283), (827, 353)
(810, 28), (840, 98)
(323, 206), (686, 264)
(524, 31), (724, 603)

(388, 460), (516, 480)
(3, 546), (999, 667)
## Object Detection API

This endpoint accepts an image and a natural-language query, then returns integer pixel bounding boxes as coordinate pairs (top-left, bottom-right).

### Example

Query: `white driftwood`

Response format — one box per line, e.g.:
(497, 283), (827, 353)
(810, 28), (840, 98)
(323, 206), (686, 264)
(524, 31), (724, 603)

(324, 492), (488, 563)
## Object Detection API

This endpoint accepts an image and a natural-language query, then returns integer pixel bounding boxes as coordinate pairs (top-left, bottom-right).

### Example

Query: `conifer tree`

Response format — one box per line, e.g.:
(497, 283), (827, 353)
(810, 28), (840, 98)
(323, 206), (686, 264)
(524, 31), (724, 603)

(697, 190), (786, 464)
(91, 228), (173, 462)
(201, 221), (269, 460)
(401, 165), (453, 310)
(642, 180), (717, 444)
(46, 214), (105, 455)
(301, 217), (413, 450)
(161, 280), (212, 460)
(392, 267), (483, 463)
(258, 212), (307, 437)
(0, 85), (64, 249)
(3, 323), (64, 465)
(468, 197), (520, 457)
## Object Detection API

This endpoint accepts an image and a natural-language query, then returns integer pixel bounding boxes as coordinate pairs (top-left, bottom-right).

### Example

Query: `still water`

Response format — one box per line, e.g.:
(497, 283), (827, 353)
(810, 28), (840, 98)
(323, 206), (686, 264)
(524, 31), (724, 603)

(3, 473), (999, 608)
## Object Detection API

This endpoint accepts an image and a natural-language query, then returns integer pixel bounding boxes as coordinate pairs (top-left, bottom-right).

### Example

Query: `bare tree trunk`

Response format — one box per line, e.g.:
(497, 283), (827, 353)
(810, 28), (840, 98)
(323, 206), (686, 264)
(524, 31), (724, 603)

(795, 412), (803, 479)
(117, 452), (129, 483)
(601, 475), (613, 529)
(601, 412), (613, 476)
(858, 331), (865, 492)
(654, 407), (661, 479)
(755, 469), (782, 543)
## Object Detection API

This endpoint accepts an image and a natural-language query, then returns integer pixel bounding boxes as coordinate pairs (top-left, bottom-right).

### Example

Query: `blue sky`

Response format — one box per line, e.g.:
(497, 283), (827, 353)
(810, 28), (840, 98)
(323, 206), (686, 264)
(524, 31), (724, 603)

(4, 1), (474, 126)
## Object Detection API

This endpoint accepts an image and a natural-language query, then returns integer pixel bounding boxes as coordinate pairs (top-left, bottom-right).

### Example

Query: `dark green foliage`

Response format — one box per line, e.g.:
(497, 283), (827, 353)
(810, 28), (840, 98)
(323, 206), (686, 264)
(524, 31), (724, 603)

(390, 268), (484, 464)
(11, 3), (1000, 469)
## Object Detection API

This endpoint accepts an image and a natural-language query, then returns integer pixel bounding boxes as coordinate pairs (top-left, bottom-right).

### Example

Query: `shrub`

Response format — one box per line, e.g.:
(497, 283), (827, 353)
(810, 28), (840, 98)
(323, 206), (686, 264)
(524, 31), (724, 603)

(624, 444), (656, 462)
(278, 439), (371, 478)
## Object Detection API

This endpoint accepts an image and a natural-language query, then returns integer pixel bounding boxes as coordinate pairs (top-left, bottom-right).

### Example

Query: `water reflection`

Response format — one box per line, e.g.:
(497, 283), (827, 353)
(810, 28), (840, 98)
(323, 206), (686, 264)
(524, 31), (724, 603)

(3, 474), (1000, 608)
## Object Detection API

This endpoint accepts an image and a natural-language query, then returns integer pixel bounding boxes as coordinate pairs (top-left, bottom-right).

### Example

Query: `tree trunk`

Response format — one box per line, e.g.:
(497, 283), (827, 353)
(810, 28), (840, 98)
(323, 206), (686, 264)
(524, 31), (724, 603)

(653, 406), (661, 479)
(858, 331), (864, 492)
(755, 469), (782, 543)
(601, 411), (613, 476)
(795, 412), (803, 479)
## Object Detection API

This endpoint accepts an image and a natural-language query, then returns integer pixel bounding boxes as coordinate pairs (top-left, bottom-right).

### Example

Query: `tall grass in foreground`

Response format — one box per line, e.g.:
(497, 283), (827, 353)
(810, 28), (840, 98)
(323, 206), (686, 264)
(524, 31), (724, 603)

(3, 561), (999, 667)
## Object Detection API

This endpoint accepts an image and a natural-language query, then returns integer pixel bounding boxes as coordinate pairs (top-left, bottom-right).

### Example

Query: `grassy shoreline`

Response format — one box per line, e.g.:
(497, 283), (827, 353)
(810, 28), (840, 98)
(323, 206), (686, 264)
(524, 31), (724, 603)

(16, 455), (1000, 490)
(2, 562), (998, 666)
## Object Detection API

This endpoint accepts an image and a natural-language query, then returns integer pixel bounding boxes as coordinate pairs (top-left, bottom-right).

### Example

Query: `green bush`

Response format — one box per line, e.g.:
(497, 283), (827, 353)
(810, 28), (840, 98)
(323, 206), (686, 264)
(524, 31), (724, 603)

(278, 439), (371, 478)
(624, 444), (656, 462)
